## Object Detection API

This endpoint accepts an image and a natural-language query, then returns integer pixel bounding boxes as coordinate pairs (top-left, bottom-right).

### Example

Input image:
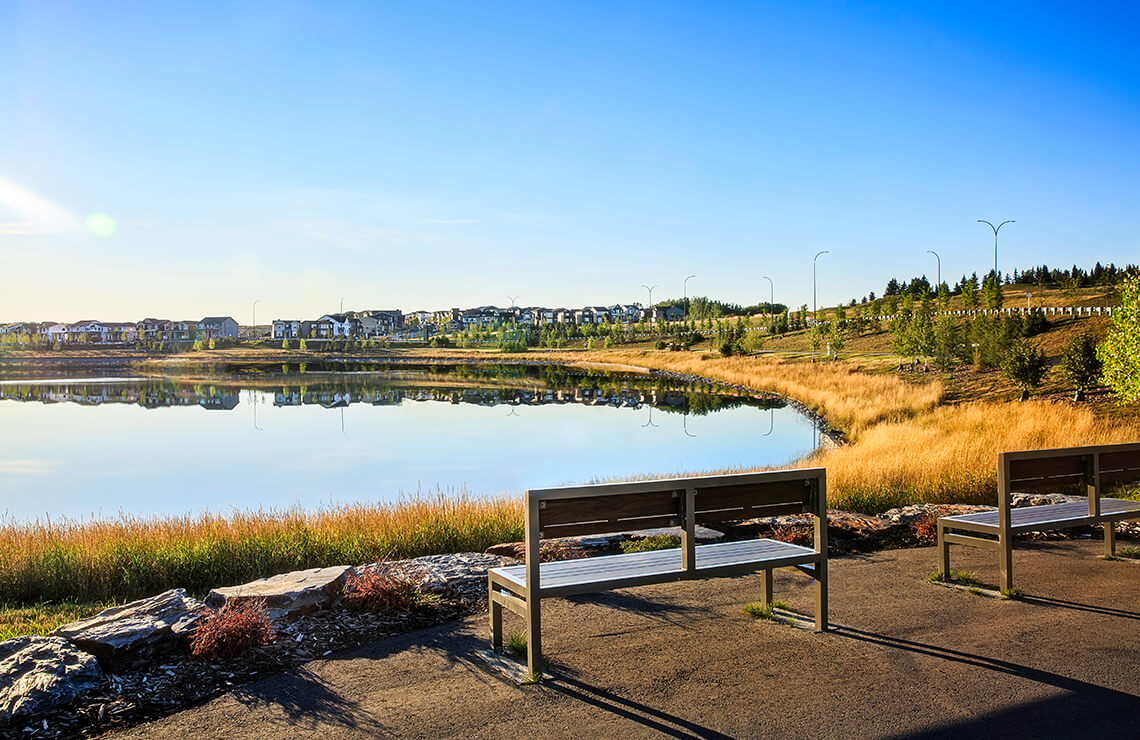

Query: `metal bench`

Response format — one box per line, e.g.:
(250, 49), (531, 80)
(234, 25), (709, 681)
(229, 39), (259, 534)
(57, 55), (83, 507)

(937, 442), (1140, 592)
(488, 469), (828, 677)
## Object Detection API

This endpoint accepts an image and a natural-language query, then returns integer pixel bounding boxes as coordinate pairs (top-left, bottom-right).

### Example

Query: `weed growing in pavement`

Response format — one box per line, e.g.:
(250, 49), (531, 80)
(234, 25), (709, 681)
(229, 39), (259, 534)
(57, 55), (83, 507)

(743, 600), (794, 624)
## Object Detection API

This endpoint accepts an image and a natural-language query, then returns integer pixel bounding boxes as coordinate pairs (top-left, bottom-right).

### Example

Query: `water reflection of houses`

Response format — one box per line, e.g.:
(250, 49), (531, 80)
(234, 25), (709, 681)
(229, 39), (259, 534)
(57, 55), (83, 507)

(0, 382), (240, 410)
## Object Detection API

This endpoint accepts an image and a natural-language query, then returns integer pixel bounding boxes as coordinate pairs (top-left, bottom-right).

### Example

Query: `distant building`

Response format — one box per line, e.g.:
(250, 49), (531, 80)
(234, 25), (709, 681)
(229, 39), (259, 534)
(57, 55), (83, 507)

(199, 317), (239, 340)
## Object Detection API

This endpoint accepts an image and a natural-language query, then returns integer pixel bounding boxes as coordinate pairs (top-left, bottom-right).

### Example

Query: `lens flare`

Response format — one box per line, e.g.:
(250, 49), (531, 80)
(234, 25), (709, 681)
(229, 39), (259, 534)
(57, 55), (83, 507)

(85, 213), (116, 236)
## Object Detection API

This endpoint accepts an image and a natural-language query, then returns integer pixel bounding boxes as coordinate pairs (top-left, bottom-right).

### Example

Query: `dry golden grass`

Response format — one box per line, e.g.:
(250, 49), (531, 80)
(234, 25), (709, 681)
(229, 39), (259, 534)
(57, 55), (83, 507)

(816, 401), (1140, 512)
(0, 494), (523, 605)
(546, 350), (944, 437)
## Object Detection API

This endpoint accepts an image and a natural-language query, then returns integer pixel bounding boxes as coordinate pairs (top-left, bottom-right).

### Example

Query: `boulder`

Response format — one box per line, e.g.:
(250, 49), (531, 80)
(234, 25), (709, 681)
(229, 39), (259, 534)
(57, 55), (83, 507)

(205, 565), (355, 621)
(53, 588), (209, 670)
(373, 553), (520, 596)
(0, 636), (103, 723)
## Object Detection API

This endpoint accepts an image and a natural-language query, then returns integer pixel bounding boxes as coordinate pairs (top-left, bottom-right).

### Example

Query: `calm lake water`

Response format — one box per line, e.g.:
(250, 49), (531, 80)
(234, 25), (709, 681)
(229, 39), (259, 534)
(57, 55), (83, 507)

(0, 364), (821, 521)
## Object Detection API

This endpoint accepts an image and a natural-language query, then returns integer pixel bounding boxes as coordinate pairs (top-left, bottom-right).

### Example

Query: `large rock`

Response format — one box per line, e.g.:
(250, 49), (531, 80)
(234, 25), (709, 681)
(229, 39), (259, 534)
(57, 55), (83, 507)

(53, 588), (208, 669)
(0, 636), (103, 723)
(205, 566), (355, 620)
(375, 553), (520, 596)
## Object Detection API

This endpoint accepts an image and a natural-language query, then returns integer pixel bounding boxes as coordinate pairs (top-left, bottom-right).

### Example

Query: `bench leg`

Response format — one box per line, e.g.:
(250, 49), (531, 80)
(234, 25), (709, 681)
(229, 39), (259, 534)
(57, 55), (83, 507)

(760, 569), (773, 606)
(998, 534), (1013, 593)
(526, 595), (542, 679)
(938, 521), (950, 580)
(488, 578), (503, 651)
(1104, 521), (1116, 557)
(814, 560), (829, 632)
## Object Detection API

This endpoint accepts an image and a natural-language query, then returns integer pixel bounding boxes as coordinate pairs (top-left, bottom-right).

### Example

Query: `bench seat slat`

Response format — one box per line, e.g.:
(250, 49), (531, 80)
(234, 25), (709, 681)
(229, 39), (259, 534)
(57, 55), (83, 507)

(939, 498), (1140, 532)
(490, 538), (814, 592)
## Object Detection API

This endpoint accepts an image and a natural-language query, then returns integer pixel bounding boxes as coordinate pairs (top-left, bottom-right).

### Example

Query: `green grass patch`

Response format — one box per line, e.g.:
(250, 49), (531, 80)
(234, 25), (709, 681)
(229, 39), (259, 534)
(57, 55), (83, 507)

(742, 600), (794, 624)
(619, 533), (682, 554)
(1000, 587), (1023, 600)
(1117, 546), (1140, 559)
(929, 569), (982, 586)
(504, 630), (528, 659)
(0, 601), (111, 641)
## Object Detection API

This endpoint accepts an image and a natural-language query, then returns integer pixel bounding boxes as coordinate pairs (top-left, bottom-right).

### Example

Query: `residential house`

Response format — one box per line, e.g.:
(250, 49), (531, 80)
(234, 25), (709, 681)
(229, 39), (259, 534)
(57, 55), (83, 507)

(272, 320), (302, 340)
(311, 314), (353, 338)
(170, 321), (200, 341)
(137, 318), (172, 341)
(199, 317), (239, 340)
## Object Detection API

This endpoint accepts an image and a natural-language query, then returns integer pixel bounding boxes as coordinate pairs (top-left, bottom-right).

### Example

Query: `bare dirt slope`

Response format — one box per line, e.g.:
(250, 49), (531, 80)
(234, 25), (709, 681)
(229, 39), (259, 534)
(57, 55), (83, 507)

(110, 541), (1140, 739)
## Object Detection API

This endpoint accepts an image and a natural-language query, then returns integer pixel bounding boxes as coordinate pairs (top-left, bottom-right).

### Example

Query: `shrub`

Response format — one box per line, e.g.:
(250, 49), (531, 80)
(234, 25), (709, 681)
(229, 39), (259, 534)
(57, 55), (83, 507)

(913, 513), (937, 545)
(189, 600), (275, 660)
(770, 523), (812, 546)
(342, 569), (418, 613)
(619, 533), (681, 554)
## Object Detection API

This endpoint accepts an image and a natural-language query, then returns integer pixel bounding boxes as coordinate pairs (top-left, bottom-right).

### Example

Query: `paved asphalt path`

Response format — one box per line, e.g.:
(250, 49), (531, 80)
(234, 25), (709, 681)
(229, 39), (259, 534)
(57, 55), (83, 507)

(112, 541), (1140, 739)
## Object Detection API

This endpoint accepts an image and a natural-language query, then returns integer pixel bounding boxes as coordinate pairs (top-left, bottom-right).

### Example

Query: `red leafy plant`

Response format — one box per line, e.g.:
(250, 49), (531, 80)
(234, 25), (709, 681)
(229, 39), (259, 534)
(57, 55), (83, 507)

(190, 599), (275, 660)
(913, 513), (938, 545)
(770, 523), (813, 546)
(342, 569), (419, 613)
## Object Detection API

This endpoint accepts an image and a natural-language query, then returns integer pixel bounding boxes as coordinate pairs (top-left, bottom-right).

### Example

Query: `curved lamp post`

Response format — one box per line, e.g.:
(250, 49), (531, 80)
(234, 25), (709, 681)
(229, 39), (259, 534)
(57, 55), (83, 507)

(978, 219), (1014, 283)
(761, 276), (774, 314)
(812, 251), (829, 321)
(925, 250), (941, 291)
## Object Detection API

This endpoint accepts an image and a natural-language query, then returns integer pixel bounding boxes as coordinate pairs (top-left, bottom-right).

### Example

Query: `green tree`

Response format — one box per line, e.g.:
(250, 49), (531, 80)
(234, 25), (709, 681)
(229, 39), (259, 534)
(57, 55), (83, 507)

(1097, 274), (1140, 402)
(827, 320), (846, 359)
(1001, 340), (1048, 401)
(1062, 333), (1102, 402)
(931, 315), (960, 371)
(983, 274), (1004, 309)
(807, 322), (824, 358)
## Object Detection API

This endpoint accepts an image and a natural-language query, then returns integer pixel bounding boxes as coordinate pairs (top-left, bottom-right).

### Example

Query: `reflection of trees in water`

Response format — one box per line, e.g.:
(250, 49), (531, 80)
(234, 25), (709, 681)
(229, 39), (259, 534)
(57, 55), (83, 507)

(0, 370), (786, 415)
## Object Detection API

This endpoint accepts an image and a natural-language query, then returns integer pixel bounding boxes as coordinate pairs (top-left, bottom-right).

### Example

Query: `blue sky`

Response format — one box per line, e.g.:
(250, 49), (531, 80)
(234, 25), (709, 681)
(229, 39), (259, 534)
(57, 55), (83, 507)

(1, 1), (1137, 322)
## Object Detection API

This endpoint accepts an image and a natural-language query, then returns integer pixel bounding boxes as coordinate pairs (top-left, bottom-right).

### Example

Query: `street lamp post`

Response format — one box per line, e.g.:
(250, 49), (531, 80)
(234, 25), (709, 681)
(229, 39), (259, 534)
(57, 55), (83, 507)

(642, 284), (658, 310)
(252, 299), (261, 339)
(812, 251), (829, 321)
(683, 275), (695, 312)
(978, 219), (1015, 284)
(925, 250), (941, 291)
(761, 276), (774, 314)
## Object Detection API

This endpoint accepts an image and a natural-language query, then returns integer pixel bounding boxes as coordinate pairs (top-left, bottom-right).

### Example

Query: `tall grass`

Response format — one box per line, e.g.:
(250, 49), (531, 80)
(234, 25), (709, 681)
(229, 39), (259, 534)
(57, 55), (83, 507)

(818, 400), (1140, 512)
(555, 350), (944, 436)
(0, 495), (522, 606)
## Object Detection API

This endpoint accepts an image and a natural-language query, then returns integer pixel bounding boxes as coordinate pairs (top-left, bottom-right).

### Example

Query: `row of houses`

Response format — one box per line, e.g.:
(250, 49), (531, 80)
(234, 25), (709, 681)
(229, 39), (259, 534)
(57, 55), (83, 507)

(272, 310), (405, 340)
(0, 317), (239, 344)
(272, 304), (687, 340)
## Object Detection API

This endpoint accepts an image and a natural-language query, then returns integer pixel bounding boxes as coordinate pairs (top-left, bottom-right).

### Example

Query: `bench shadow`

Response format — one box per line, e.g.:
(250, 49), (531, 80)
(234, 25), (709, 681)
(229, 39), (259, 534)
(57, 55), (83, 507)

(834, 625), (1140, 737)
(228, 666), (389, 732)
(545, 675), (734, 739)
(1019, 594), (1140, 620)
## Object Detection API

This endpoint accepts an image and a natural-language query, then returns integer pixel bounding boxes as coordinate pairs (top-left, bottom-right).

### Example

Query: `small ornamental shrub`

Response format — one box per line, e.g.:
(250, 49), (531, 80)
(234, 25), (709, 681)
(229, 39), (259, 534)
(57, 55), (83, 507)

(190, 600), (275, 660)
(538, 542), (589, 562)
(619, 533), (681, 554)
(770, 523), (812, 547)
(913, 513), (938, 545)
(342, 570), (418, 613)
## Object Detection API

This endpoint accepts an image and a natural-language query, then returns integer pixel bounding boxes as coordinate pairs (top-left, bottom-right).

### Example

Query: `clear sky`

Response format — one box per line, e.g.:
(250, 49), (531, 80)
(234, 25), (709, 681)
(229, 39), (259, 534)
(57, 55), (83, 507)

(1, 1), (1137, 323)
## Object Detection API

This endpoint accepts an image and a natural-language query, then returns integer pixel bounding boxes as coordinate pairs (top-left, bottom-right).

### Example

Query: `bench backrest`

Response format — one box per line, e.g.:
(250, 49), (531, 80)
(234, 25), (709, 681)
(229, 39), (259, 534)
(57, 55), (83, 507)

(523, 469), (827, 589)
(998, 442), (1140, 526)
